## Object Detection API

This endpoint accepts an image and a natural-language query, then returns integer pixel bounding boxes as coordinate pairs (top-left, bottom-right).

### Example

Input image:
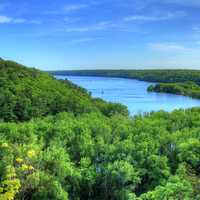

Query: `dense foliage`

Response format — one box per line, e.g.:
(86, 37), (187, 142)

(50, 69), (200, 84)
(0, 60), (200, 199)
(0, 109), (200, 200)
(0, 60), (128, 122)
(148, 82), (200, 99)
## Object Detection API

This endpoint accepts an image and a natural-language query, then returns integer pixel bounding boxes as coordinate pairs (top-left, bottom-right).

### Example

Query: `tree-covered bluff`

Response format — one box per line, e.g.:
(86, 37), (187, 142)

(0, 60), (128, 122)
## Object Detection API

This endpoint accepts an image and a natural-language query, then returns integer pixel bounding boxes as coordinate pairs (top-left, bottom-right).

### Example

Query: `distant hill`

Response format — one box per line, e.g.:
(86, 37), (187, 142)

(0, 60), (128, 122)
(50, 69), (200, 84)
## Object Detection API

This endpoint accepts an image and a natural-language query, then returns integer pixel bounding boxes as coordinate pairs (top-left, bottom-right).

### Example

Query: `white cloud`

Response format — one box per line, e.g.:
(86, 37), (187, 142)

(29, 20), (42, 24)
(125, 15), (162, 21)
(64, 4), (89, 12)
(124, 11), (186, 22)
(193, 26), (200, 33)
(0, 16), (12, 23)
(64, 17), (80, 23)
(70, 37), (103, 44)
(44, 3), (90, 15)
(65, 27), (91, 32)
(191, 26), (200, 40)
(13, 18), (27, 23)
(148, 42), (188, 52)
(65, 21), (118, 32)
(0, 15), (41, 24)
(125, 0), (200, 8)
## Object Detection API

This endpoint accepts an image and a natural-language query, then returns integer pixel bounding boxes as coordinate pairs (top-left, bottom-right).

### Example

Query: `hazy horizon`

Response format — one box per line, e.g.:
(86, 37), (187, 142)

(1, 0), (200, 70)
(2, 57), (200, 71)
(47, 66), (200, 71)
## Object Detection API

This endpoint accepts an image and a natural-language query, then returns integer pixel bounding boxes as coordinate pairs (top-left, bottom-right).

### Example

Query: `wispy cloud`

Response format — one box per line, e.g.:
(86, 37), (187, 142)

(44, 3), (90, 15)
(125, 15), (164, 22)
(124, 11), (186, 22)
(65, 27), (93, 33)
(191, 26), (200, 41)
(0, 16), (11, 23)
(64, 17), (80, 23)
(70, 37), (103, 44)
(63, 4), (89, 12)
(165, 0), (200, 7)
(193, 26), (200, 33)
(121, 0), (200, 9)
(0, 15), (41, 24)
(65, 21), (120, 32)
(148, 42), (188, 52)
(28, 20), (42, 25)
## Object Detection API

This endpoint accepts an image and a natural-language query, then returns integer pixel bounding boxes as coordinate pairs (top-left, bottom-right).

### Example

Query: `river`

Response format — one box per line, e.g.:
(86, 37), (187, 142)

(56, 75), (200, 115)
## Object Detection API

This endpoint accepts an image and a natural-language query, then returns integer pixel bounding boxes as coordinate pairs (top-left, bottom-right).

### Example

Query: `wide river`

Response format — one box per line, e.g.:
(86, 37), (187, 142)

(56, 75), (200, 115)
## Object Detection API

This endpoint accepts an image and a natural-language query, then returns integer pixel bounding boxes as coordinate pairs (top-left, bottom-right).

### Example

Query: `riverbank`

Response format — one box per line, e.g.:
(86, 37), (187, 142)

(51, 70), (200, 100)
(56, 75), (200, 115)
(148, 82), (200, 99)
(49, 69), (200, 84)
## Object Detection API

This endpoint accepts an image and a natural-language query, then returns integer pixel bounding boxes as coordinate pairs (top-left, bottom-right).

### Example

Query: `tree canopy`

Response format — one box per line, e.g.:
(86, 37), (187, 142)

(0, 109), (200, 199)
(148, 82), (200, 99)
(0, 60), (128, 122)
(0, 60), (199, 199)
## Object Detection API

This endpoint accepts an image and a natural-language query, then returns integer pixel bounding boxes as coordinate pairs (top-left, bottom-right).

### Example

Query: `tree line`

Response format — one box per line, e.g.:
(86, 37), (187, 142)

(50, 69), (200, 84)
(148, 82), (200, 99)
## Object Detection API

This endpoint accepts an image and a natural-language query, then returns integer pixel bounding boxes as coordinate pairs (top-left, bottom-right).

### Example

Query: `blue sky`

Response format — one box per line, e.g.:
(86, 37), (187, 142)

(0, 0), (200, 70)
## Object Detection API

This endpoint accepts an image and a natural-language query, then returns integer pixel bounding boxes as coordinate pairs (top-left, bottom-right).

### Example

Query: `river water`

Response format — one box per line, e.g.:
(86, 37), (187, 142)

(56, 75), (200, 115)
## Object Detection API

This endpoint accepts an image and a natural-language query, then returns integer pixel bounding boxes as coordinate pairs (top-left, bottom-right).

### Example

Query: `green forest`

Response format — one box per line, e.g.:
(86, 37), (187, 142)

(148, 82), (200, 99)
(50, 69), (200, 84)
(0, 60), (200, 200)
(0, 60), (128, 122)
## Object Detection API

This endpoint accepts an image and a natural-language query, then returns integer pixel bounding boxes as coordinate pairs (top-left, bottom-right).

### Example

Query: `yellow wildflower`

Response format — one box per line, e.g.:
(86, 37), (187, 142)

(27, 149), (36, 158)
(1, 143), (9, 148)
(21, 164), (29, 171)
(28, 165), (34, 171)
(16, 157), (24, 164)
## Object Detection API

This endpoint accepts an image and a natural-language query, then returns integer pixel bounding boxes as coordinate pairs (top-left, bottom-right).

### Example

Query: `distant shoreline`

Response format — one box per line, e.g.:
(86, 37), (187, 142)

(49, 69), (200, 84)
(50, 69), (200, 100)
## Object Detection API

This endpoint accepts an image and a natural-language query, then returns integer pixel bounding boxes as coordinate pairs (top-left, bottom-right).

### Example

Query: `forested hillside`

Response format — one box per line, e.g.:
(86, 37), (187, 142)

(0, 60), (200, 200)
(50, 69), (200, 84)
(0, 60), (128, 122)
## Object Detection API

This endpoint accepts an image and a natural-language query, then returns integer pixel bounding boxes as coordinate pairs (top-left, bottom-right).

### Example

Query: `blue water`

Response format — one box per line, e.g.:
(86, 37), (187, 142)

(56, 75), (200, 115)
